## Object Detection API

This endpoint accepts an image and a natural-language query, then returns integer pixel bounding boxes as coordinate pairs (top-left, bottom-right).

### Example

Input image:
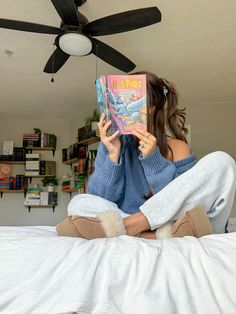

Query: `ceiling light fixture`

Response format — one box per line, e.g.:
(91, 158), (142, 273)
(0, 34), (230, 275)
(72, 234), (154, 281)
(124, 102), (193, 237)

(59, 32), (92, 56)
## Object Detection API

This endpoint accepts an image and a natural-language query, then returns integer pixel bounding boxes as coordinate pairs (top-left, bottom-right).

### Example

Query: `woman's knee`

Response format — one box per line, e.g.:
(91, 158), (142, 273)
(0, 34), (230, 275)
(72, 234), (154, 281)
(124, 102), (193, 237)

(67, 193), (91, 215)
(201, 151), (236, 173)
(68, 193), (94, 207)
(67, 193), (120, 216)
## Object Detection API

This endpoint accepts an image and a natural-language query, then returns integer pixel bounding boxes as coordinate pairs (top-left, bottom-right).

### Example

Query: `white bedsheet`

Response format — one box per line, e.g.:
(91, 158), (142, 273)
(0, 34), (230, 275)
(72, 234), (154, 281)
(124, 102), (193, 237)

(0, 226), (236, 314)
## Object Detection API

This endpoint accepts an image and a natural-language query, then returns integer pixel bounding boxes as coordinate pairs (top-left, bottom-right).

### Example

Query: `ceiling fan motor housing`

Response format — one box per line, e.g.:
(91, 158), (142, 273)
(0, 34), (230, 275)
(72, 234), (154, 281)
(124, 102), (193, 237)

(60, 11), (89, 29)
(74, 0), (87, 7)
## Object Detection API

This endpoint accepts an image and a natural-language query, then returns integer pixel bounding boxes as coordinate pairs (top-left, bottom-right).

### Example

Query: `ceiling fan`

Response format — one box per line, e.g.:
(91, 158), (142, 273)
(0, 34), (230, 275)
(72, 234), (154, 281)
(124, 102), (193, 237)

(0, 0), (161, 73)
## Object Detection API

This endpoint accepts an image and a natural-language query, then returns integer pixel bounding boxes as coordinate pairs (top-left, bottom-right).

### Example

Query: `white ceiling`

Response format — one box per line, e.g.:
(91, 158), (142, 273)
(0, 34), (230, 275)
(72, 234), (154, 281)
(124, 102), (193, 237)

(0, 0), (235, 119)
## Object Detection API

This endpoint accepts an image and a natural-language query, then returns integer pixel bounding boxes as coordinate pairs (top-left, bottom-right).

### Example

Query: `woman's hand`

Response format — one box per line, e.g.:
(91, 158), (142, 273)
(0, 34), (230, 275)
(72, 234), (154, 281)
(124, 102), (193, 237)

(98, 113), (121, 163)
(132, 130), (157, 157)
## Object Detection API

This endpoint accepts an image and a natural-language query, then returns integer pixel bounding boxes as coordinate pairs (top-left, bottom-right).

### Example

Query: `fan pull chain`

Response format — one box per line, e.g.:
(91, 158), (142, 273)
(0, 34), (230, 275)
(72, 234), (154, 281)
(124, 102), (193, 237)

(51, 43), (56, 83)
(95, 43), (98, 84)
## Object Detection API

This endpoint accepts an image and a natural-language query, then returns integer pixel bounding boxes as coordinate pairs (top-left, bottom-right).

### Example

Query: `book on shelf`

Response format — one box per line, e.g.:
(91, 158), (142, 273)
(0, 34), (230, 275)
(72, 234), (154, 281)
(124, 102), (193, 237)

(40, 192), (49, 205)
(77, 126), (90, 142)
(40, 133), (57, 148)
(62, 148), (67, 162)
(9, 175), (26, 190)
(25, 153), (40, 176)
(61, 173), (86, 193)
(24, 193), (41, 206)
(62, 144), (87, 162)
(23, 132), (57, 148)
(45, 161), (56, 176)
(87, 150), (97, 175)
(62, 177), (71, 192)
(39, 160), (56, 176)
(25, 153), (56, 176)
(96, 74), (147, 135)
(23, 133), (40, 148)
(48, 192), (58, 206)
(0, 147), (25, 162)
(0, 177), (10, 190)
(0, 175), (26, 191)
(13, 147), (26, 161)
(24, 191), (58, 206)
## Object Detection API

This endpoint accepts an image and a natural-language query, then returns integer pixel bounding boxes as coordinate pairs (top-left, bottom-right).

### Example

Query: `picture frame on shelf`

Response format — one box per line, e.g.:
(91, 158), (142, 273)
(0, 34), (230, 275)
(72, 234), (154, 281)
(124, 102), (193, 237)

(3, 141), (14, 155)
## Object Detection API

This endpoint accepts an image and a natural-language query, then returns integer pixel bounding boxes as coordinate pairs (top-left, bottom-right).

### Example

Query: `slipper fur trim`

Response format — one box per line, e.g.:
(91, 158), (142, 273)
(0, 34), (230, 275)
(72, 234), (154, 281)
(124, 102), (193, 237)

(97, 211), (126, 237)
(155, 222), (174, 239)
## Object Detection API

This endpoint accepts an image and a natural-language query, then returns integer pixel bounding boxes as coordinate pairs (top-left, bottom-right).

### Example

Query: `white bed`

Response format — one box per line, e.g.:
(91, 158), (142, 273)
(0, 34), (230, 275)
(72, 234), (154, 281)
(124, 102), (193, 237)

(0, 226), (236, 314)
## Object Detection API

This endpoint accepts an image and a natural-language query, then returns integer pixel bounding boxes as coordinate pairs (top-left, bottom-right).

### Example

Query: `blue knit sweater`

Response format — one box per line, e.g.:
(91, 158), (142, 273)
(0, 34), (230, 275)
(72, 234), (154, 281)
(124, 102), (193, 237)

(88, 135), (197, 214)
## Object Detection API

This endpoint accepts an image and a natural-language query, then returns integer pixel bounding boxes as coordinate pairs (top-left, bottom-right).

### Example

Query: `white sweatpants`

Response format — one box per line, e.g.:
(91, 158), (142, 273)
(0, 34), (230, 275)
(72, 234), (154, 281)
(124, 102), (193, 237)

(68, 151), (236, 234)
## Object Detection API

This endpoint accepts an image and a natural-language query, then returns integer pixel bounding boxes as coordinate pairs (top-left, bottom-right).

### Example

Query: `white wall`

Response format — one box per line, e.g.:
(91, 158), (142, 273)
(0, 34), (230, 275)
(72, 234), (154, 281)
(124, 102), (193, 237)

(0, 118), (74, 226)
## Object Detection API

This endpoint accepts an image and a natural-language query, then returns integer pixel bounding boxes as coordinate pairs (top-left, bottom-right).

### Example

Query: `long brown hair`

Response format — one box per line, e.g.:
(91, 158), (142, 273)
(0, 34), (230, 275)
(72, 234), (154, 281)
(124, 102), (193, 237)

(133, 71), (188, 159)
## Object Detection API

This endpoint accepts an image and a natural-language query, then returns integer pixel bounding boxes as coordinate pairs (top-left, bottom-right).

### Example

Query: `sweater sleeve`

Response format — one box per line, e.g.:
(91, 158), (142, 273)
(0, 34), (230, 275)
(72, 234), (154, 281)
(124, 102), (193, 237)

(139, 147), (197, 194)
(87, 142), (125, 203)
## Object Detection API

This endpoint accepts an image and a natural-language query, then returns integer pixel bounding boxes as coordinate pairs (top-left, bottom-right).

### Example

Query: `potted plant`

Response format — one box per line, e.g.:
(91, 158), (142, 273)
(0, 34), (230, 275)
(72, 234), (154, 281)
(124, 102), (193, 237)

(41, 176), (58, 192)
(85, 109), (100, 131)
(34, 128), (41, 134)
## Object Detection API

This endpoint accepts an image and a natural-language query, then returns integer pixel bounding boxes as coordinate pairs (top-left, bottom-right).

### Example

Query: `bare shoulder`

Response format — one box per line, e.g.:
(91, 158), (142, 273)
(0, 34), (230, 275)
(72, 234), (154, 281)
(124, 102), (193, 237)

(167, 138), (191, 162)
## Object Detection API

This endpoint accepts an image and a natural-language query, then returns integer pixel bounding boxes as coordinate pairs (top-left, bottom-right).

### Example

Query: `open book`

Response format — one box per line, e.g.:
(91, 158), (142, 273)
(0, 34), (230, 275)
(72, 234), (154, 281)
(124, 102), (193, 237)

(96, 74), (147, 135)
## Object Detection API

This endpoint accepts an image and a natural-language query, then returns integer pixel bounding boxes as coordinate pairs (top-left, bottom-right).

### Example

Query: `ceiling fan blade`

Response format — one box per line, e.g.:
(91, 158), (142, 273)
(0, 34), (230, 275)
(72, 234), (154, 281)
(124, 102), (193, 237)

(84, 7), (161, 36)
(0, 18), (60, 34)
(44, 48), (70, 73)
(91, 38), (135, 73)
(51, 0), (79, 26)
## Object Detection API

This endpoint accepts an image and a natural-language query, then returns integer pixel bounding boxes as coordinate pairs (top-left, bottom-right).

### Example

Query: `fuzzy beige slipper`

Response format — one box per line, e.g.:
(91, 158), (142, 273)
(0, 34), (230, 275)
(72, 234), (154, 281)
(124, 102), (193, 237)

(56, 211), (126, 240)
(155, 205), (213, 239)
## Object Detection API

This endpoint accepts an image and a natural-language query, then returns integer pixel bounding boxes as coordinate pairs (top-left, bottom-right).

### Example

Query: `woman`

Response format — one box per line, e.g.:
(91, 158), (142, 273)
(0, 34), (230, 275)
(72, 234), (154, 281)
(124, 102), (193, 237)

(57, 71), (236, 239)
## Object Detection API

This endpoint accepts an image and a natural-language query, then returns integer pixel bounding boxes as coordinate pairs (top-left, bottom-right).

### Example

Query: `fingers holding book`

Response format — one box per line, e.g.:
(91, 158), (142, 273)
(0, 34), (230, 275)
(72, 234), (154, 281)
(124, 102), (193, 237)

(98, 113), (121, 163)
(98, 114), (112, 137)
(97, 113), (106, 129)
(133, 130), (157, 157)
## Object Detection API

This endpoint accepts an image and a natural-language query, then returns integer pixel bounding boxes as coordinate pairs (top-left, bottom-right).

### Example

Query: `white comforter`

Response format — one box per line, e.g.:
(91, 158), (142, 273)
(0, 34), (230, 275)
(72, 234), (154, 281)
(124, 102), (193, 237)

(0, 226), (236, 314)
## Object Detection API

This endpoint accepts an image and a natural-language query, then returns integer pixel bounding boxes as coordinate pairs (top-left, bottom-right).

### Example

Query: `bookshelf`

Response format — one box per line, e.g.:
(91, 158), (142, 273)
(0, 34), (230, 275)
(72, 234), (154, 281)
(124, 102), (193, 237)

(62, 189), (77, 197)
(1, 161), (25, 164)
(24, 205), (57, 213)
(25, 175), (55, 178)
(63, 137), (99, 165)
(25, 175), (55, 184)
(25, 174), (55, 178)
(25, 147), (56, 180)
(25, 147), (56, 157)
(76, 137), (100, 146)
(0, 190), (26, 198)
(63, 158), (80, 167)
(62, 136), (99, 195)
(0, 132), (58, 213)
(0, 160), (27, 196)
(23, 131), (57, 210)
(24, 146), (58, 212)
